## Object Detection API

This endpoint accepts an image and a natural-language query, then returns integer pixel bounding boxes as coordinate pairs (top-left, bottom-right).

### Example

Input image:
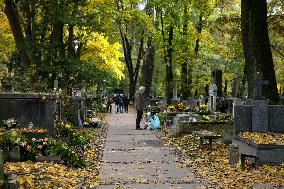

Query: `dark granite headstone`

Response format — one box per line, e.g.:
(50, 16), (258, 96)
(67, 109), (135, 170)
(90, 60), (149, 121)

(0, 150), (4, 187)
(251, 72), (268, 100)
(211, 70), (222, 97)
(9, 147), (20, 162)
(251, 100), (268, 132)
(0, 93), (56, 136)
(268, 106), (284, 132)
(234, 105), (252, 133)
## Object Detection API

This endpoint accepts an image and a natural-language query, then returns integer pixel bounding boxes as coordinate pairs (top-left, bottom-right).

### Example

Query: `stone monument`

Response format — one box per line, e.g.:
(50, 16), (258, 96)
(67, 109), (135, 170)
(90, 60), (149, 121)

(211, 70), (222, 97)
(199, 95), (205, 105)
(208, 84), (217, 112)
(251, 72), (269, 132)
(171, 82), (179, 104)
(0, 93), (56, 136)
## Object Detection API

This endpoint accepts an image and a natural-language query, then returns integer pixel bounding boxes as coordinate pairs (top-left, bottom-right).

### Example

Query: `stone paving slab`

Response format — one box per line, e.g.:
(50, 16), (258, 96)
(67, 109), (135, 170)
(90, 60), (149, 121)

(102, 150), (178, 163)
(97, 183), (206, 189)
(98, 113), (206, 188)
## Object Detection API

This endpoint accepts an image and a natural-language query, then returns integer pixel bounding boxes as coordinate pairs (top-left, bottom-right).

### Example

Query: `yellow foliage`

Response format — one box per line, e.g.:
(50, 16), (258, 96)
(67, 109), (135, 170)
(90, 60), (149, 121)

(81, 32), (124, 79)
(0, 12), (15, 61)
(241, 132), (284, 144)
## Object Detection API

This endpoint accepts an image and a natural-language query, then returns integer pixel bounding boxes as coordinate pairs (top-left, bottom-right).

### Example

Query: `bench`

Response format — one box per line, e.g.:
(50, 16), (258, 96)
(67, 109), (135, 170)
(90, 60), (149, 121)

(192, 130), (222, 149)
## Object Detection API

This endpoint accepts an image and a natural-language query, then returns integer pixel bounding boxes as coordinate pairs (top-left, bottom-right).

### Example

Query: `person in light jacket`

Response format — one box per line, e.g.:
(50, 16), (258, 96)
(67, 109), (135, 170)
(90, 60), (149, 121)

(133, 86), (145, 130)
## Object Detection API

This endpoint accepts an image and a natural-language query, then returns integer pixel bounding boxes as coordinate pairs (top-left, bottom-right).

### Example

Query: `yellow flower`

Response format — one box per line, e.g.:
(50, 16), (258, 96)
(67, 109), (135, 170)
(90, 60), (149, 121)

(200, 104), (207, 109)
(64, 123), (71, 129)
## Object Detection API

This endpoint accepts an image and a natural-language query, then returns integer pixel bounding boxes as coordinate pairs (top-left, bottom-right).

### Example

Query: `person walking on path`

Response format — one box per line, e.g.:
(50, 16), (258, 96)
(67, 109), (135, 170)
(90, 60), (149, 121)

(118, 94), (124, 113)
(123, 95), (129, 113)
(107, 95), (113, 113)
(114, 94), (119, 113)
(133, 86), (145, 130)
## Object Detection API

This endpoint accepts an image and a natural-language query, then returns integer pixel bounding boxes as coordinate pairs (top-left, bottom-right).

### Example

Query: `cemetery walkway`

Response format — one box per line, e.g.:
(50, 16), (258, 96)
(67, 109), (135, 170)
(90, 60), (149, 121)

(97, 112), (206, 189)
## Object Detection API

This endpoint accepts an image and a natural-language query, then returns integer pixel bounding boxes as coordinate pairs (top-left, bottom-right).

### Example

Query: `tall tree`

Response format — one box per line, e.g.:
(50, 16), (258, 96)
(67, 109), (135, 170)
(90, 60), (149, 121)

(4, 0), (33, 68)
(241, 0), (279, 103)
(115, 0), (146, 98)
(180, 5), (191, 100)
(141, 36), (155, 97)
(141, 2), (156, 98)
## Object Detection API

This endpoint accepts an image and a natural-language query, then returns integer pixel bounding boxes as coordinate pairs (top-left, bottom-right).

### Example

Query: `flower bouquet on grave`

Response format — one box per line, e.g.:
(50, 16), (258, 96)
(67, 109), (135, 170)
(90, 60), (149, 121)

(167, 105), (175, 112)
(174, 103), (186, 112)
(2, 118), (18, 130)
(197, 104), (210, 115)
(83, 117), (99, 128)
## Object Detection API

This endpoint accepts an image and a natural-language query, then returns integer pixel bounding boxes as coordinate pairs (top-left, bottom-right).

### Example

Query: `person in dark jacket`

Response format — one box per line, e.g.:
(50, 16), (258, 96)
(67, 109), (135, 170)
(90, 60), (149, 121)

(133, 86), (145, 130)
(114, 94), (119, 113)
(107, 95), (113, 113)
(118, 94), (124, 113)
(123, 95), (129, 113)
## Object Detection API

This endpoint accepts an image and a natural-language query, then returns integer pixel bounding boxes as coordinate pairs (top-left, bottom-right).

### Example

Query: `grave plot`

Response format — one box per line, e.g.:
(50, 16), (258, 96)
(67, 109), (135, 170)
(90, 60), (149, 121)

(234, 133), (284, 169)
(157, 127), (284, 188)
(233, 72), (284, 168)
(0, 93), (57, 136)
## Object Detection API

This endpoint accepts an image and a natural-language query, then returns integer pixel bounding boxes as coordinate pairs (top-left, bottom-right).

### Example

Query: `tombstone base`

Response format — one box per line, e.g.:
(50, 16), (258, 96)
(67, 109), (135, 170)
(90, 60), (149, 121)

(251, 100), (268, 132)
(229, 144), (239, 166)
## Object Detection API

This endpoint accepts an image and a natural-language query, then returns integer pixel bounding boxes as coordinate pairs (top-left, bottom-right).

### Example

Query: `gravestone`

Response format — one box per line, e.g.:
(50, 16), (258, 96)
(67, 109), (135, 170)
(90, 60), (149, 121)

(187, 96), (195, 106)
(229, 144), (239, 166)
(172, 114), (194, 136)
(251, 100), (268, 132)
(251, 73), (269, 132)
(0, 93), (56, 136)
(232, 78), (241, 98)
(211, 70), (222, 97)
(171, 82), (179, 104)
(53, 79), (59, 90)
(208, 84), (217, 112)
(4, 173), (19, 189)
(251, 72), (268, 100)
(1, 77), (14, 93)
(233, 72), (284, 166)
(73, 96), (86, 126)
(0, 150), (4, 187)
(9, 147), (20, 162)
(199, 95), (205, 105)
(232, 98), (242, 119)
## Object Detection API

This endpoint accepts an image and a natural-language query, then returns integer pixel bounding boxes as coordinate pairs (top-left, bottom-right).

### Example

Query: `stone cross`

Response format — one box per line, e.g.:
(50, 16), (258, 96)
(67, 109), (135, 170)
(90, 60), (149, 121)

(251, 72), (268, 99)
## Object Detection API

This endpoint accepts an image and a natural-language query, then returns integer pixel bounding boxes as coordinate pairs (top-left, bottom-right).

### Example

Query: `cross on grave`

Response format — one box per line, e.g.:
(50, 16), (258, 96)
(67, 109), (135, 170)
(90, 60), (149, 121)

(251, 72), (268, 99)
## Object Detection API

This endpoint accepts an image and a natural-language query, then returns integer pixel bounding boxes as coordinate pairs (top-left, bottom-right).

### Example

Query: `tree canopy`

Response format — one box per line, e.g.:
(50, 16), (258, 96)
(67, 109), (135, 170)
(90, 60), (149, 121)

(0, 0), (283, 101)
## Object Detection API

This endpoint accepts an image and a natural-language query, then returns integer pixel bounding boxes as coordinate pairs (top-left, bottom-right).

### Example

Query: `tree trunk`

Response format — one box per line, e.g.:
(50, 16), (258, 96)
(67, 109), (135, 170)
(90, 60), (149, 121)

(166, 24), (174, 104)
(4, 0), (33, 68)
(141, 37), (155, 97)
(181, 6), (191, 100)
(241, 0), (279, 103)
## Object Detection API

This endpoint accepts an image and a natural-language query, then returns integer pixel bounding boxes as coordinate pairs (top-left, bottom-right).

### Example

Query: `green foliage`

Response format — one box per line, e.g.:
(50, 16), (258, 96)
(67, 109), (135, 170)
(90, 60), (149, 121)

(91, 101), (107, 113)
(0, 130), (26, 148)
(1, 0), (283, 97)
(48, 140), (86, 168)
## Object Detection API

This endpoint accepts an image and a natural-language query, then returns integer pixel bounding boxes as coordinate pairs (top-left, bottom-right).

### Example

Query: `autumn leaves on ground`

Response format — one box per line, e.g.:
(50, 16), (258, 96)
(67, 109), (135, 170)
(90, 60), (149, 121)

(4, 115), (110, 189)
(3, 115), (283, 189)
